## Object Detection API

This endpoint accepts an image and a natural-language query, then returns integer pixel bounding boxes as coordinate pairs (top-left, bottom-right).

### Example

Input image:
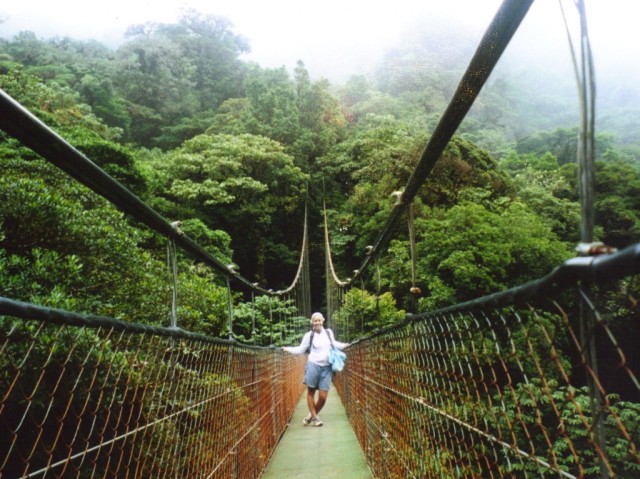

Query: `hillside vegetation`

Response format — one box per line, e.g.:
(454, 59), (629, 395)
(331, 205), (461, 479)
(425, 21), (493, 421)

(1, 10), (640, 337)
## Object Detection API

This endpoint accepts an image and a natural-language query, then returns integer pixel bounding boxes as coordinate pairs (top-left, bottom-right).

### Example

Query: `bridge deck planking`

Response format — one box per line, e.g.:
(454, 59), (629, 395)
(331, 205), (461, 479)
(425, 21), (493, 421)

(261, 386), (373, 479)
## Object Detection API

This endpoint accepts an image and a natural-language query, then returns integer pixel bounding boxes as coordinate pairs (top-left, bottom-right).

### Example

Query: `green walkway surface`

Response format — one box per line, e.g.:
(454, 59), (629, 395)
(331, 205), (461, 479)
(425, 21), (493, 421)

(261, 389), (374, 479)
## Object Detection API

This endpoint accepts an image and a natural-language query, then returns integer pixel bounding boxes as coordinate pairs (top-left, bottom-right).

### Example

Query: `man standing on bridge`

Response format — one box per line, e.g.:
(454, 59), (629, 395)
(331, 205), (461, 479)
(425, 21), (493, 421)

(281, 312), (349, 427)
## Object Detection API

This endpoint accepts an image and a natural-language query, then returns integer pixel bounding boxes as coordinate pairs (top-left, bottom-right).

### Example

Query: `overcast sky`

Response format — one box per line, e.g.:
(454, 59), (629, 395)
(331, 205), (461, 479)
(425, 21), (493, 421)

(0, 1), (637, 83)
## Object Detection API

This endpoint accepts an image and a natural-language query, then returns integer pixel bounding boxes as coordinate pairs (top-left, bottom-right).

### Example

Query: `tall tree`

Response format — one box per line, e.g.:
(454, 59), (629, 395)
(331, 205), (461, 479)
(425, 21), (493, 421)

(292, 61), (346, 170)
(378, 201), (573, 311)
(171, 10), (249, 110)
(162, 133), (309, 285)
(114, 34), (197, 146)
(243, 65), (300, 146)
(116, 11), (249, 148)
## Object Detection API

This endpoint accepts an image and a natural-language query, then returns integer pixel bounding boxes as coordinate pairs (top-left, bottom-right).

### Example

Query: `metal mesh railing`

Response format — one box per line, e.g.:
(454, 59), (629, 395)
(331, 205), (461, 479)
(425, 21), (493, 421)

(334, 245), (640, 478)
(0, 299), (306, 478)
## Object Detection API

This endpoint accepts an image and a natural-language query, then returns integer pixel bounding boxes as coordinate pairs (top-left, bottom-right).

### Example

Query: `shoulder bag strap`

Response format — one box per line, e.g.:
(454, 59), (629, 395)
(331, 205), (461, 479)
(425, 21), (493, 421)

(326, 328), (335, 349)
(306, 329), (315, 353)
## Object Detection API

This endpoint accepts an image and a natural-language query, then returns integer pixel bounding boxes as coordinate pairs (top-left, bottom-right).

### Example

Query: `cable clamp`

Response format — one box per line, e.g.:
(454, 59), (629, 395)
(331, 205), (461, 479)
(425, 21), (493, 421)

(391, 190), (404, 205)
(575, 242), (617, 256)
(170, 220), (184, 235)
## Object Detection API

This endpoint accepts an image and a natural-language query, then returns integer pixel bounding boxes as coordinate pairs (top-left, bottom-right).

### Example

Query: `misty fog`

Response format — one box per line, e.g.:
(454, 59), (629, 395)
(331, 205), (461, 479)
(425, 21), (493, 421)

(1, 0), (638, 149)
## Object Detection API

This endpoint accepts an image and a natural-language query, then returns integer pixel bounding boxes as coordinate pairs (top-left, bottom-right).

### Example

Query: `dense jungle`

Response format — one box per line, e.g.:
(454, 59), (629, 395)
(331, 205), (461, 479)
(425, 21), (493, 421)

(3, 6), (640, 476)
(1, 9), (640, 340)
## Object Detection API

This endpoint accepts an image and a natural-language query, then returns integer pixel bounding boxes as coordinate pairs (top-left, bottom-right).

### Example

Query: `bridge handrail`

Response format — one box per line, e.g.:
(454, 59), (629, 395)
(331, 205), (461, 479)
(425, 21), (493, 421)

(336, 244), (640, 478)
(355, 243), (639, 342)
(0, 295), (274, 350)
(420, 243), (638, 317)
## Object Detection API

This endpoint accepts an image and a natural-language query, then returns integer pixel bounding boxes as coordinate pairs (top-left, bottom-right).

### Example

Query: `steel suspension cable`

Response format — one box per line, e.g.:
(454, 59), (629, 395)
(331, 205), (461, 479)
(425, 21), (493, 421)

(348, 0), (534, 282)
(560, 2), (606, 475)
(167, 237), (179, 329)
(323, 200), (349, 288)
(277, 203), (310, 297)
(560, 0), (596, 244)
(323, 200), (350, 325)
(0, 89), (298, 297)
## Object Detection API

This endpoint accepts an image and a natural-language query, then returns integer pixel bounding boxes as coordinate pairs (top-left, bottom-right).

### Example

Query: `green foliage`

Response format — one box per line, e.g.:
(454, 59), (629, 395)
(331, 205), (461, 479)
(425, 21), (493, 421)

(500, 150), (560, 172)
(242, 66), (300, 146)
(206, 98), (253, 136)
(114, 34), (199, 147)
(409, 200), (573, 309)
(160, 133), (307, 284)
(166, 133), (305, 216)
(370, 191), (572, 310)
(173, 265), (228, 335)
(206, 62), (346, 171)
(332, 288), (405, 341)
(0, 154), (229, 334)
(421, 136), (512, 206)
(231, 295), (306, 346)
(487, 380), (640, 478)
(500, 155), (581, 243)
(77, 73), (130, 130)
(179, 218), (233, 263)
(515, 127), (617, 166)
(73, 137), (150, 195)
(2, 10), (248, 148)
(291, 61), (347, 165)
(323, 134), (514, 267)
(157, 10), (249, 108)
(0, 67), (123, 141)
(557, 159), (640, 248)
(593, 160), (640, 247)
(318, 114), (428, 255)
(104, 10), (248, 147)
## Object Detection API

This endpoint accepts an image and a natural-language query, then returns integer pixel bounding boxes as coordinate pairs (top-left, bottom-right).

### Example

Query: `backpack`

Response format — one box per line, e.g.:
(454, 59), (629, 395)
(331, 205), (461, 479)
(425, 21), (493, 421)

(305, 329), (315, 354)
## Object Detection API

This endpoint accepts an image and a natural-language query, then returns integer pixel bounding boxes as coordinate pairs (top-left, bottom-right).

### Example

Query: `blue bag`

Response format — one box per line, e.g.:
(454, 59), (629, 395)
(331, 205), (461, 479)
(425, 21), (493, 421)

(329, 348), (346, 372)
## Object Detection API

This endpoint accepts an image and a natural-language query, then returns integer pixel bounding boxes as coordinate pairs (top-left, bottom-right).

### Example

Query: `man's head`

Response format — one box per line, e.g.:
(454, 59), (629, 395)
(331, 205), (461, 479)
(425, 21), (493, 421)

(310, 312), (325, 331)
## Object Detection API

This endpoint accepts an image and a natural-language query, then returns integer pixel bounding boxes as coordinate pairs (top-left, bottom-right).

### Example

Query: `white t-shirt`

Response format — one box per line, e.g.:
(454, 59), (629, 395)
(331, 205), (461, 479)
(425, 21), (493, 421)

(283, 328), (348, 366)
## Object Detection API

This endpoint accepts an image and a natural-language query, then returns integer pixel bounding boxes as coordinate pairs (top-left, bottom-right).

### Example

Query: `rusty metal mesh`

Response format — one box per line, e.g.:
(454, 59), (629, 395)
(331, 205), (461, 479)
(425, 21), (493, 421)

(334, 281), (640, 478)
(0, 315), (306, 478)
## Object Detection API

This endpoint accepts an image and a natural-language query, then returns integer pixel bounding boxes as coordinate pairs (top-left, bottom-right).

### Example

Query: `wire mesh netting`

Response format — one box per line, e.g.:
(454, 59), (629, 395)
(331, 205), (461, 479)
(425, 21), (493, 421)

(0, 311), (306, 478)
(334, 279), (640, 478)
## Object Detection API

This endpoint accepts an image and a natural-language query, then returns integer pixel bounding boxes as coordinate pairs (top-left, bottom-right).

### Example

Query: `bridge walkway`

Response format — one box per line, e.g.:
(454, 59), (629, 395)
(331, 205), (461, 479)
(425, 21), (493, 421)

(261, 388), (373, 479)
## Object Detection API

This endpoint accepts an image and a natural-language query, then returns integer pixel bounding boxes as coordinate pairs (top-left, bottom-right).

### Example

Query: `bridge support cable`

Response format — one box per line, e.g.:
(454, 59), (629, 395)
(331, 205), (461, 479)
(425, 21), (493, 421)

(0, 88), (301, 299)
(407, 202), (421, 314)
(251, 290), (256, 344)
(322, 199), (350, 332)
(560, 0), (597, 245)
(167, 235), (179, 329)
(345, 0), (534, 283)
(226, 277), (234, 340)
(561, 3), (608, 474)
(276, 202), (311, 319)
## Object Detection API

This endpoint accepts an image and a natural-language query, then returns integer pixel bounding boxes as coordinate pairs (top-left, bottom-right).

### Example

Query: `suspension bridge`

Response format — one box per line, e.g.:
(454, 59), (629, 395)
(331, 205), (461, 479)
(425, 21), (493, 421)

(2, 0), (640, 478)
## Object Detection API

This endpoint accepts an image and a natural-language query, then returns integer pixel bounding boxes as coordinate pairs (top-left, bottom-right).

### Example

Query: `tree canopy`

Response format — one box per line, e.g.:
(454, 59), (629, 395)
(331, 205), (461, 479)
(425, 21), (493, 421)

(1, 10), (639, 337)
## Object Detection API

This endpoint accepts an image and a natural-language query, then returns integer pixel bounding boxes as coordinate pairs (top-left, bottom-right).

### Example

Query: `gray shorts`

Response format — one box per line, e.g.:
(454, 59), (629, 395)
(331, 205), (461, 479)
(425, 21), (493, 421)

(304, 362), (332, 391)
